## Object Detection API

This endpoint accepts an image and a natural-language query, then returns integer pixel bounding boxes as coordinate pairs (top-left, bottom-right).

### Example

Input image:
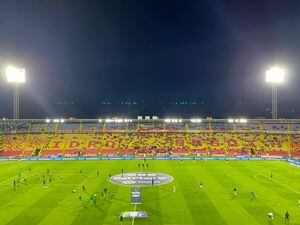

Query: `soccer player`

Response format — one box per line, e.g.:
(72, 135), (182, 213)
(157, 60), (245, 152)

(90, 193), (94, 202)
(82, 185), (86, 192)
(146, 163), (149, 168)
(270, 173), (273, 179)
(138, 163), (140, 168)
(233, 187), (237, 197)
(173, 185), (176, 193)
(49, 175), (52, 183)
(199, 181), (203, 189)
(13, 180), (16, 190)
(151, 178), (154, 186)
(104, 186), (108, 196)
(119, 214), (124, 225)
(97, 170), (99, 176)
(110, 192), (116, 201)
(251, 191), (257, 199)
(268, 212), (274, 220)
(285, 211), (289, 223)
(93, 194), (97, 205)
(121, 168), (124, 177)
(43, 178), (46, 186)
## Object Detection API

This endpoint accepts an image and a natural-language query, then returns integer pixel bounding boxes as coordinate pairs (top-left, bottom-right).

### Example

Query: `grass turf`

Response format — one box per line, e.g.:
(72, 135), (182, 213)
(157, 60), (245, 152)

(0, 160), (299, 225)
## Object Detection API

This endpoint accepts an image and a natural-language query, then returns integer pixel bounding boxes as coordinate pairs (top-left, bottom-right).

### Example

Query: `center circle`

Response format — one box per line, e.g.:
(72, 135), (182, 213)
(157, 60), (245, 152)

(110, 172), (173, 186)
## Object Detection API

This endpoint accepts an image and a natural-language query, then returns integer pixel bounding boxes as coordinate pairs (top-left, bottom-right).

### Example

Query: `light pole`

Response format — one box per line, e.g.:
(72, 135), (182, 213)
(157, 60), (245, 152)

(265, 66), (285, 119)
(5, 66), (26, 119)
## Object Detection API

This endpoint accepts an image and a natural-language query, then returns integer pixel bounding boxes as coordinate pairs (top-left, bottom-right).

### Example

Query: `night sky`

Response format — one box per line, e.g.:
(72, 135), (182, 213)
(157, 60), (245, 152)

(0, 0), (300, 118)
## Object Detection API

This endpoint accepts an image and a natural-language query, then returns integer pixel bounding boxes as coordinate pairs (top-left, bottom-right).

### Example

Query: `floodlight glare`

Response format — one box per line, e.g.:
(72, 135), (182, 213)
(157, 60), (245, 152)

(6, 66), (26, 83)
(105, 118), (112, 123)
(228, 119), (234, 123)
(240, 118), (247, 123)
(266, 67), (285, 84)
(265, 66), (285, 119)
(117, 119), (124, 123)
(164, 118), (171, 123)
(191, 118), (202, 123)
(6, 66), (26, 119)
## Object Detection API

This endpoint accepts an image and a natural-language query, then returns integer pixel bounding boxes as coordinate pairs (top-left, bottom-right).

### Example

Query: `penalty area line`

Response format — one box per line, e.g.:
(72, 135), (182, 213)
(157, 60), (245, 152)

(248, 167), (300, 195)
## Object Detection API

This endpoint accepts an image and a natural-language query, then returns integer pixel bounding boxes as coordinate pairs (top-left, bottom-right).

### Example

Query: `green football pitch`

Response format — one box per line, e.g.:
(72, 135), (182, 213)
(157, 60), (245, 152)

(0, 160), (299, 225)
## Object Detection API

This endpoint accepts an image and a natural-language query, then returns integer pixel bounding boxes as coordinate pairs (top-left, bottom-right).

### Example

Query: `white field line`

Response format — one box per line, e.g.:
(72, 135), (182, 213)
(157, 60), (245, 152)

(132, 165), (144, 225)
(248, 167), (300, 195)
(131, 203), (138, 225)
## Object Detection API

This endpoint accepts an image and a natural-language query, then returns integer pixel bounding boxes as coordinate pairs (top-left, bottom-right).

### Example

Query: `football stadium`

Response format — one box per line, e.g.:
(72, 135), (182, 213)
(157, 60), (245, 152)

(0, 119), (299, 225)
(1, 1), (300, 225)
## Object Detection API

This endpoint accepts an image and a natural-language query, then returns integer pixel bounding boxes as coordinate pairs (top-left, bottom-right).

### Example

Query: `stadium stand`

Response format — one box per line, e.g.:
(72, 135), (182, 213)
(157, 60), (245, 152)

(0, 119), (299, 158)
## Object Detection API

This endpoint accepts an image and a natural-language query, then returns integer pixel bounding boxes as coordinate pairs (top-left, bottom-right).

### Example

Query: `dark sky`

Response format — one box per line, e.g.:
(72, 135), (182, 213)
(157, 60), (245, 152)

(1, 0), (300, 118)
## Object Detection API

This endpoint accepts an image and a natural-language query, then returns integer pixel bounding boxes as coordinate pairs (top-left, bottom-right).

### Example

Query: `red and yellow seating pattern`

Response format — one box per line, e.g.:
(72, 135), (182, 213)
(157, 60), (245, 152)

(0, 131), (299, 158)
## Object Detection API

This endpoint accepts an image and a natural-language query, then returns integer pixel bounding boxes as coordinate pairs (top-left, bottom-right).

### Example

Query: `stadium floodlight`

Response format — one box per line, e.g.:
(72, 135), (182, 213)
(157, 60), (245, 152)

(228, 119), (234, 123)
(105, 118), (112, 123)
(266, 66), (285, 119)
(164, 118), (171, 123)
(5, 66), (26, 119)
(191, 118), (202, 123)
(234, 119), (239, 123)
(53, 119), (59, 123)
(98, 119), (102, 123)
(171, 119), (178, 123)
(116, 118), (124, 123)
(266, 67), (285, 84)
(239, 118), (247, 123)
(46, 119), (51, 123)
(6, 66), (26, 83)
(60, 119), (65, 123)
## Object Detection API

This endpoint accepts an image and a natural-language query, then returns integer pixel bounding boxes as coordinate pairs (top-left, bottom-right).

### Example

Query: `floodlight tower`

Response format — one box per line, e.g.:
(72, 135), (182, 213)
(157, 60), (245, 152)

(5, 66), (26, 119)
(265, 66), (285, 119)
